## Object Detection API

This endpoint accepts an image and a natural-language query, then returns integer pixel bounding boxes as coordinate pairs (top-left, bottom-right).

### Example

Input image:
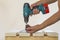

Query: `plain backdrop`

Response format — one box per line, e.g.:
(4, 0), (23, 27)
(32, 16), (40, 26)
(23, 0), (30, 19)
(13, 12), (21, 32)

(0, 0), (60, 40)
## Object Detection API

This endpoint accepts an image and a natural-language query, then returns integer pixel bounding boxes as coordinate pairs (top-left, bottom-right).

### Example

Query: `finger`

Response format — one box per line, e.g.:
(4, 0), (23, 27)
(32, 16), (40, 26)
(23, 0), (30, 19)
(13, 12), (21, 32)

(26, 25), (31, 28)
(26, 29), (32, 33)
(30, 4), (34, 9)
(26, 28), (36, 33)
(30, 6), (32, 9)
(25, 27), (32, 31)
(31, 4), (37, 9)
(26, 28), (32, 30)
(26, 28), (35, 33)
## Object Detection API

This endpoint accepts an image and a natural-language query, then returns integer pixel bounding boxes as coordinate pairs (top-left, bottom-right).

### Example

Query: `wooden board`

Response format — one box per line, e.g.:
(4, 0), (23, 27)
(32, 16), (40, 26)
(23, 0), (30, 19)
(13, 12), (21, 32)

(5, 36), (58, 40)
(5, 32), (58, 40)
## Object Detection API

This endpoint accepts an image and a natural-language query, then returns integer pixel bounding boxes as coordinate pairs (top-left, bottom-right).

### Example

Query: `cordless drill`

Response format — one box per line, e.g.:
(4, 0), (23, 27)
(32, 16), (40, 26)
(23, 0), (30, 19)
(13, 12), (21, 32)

(23, 3), (49, 25)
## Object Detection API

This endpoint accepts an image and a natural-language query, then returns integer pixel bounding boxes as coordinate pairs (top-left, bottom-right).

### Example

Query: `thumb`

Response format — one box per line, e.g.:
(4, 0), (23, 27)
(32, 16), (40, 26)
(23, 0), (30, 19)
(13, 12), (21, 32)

(30, 4), (36, 9)
(30, 3), (38, 9)
(30, 5), (33, 9)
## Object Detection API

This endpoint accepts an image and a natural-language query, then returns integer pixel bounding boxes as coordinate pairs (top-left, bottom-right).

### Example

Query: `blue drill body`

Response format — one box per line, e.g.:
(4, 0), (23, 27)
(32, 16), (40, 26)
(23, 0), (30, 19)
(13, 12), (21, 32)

(23, 3), (48, 24)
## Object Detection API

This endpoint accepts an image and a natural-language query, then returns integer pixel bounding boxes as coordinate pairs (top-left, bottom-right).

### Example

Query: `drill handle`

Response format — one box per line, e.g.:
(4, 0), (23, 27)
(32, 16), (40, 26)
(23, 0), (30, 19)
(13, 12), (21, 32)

(31, 6), (39, 14)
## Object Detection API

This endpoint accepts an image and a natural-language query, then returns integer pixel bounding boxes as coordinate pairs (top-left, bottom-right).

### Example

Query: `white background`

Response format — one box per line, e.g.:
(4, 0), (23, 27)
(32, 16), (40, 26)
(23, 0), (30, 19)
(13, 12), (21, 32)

(0, 0), (60, 40)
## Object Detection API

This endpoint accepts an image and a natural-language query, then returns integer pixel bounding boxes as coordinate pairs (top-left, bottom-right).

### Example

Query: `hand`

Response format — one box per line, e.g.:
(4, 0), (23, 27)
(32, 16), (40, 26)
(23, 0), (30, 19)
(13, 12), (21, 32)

(25, 25), (41, 33)
(30, 3), (40, 15)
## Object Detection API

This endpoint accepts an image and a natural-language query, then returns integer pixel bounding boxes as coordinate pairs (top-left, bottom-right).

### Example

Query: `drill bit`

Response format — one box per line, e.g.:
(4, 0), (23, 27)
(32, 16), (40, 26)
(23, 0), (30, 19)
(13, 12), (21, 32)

(24, 16), (29, 24)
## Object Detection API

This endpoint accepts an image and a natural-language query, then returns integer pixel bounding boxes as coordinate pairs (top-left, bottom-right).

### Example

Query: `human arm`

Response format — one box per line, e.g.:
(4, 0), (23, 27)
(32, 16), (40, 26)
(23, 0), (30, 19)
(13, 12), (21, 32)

(37, 0), (60, 30)
(26, 11), (60, 33)
(26, 0), (60, 33)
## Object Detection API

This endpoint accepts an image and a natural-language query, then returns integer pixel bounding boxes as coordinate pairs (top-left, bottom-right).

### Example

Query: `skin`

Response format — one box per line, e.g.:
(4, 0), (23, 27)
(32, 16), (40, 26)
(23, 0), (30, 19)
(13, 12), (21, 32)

(26, 0), (60, 33)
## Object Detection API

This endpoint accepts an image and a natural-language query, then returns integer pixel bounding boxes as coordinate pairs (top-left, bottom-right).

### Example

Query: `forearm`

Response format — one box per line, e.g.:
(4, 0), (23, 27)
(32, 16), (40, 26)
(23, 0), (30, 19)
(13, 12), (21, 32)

(40, 0), (57, 4)
(35, 0), (57, 5)
(38, 10), (60, 30)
